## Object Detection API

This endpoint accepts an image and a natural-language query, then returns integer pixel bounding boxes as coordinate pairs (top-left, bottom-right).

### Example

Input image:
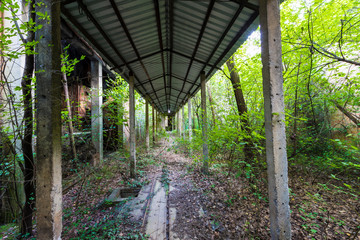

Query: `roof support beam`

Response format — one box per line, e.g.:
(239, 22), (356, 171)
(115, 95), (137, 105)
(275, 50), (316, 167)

(135, 73), (198, 88)
(183, 4), (244, 103)
(61, 8), (130, 80)
(111, 50), (163, 70)
(186, 8), (258, 102)
(175, 0), (216, 108)
(66, 1), (155, 109)
(109, 0), (163, 110)
(167, 0), (174, 111)
(171, 49), (221, 71)
(230, 0), (259, 11)
(154, 0), (169, 111)
(206, 11), (258, 78)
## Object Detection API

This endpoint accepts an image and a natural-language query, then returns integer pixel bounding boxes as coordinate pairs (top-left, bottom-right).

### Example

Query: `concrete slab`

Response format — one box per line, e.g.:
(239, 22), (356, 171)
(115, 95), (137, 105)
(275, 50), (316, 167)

(145, 180), (167, 240)
(116, 183), (152, 221)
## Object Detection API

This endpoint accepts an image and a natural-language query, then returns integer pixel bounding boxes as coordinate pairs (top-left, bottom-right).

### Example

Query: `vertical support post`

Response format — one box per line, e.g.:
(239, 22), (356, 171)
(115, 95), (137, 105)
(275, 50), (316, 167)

(188, 98), (192, 153)
(176, 111), (180, 136)
(91, 60), (103, 164)
(182, 105), (185, 139)
(129, 72), (136, 178)
(145, 99), (150, 151)
(155, 109), (157, 140)
(152, 105), (155, 144)
(201, 71), (209, 173)
(260, 0), (291, 239)
(35, 0), (62, 238)
(118, 100), (123, 149)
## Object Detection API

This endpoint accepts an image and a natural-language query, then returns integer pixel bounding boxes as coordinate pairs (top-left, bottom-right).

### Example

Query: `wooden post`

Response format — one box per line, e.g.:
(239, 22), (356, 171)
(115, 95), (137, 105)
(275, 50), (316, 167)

(91, 60), (103, 165)
(145, 99), (150, 151)
(35, 0), (62, 238)
(129, 72), (136, 178)
(201, 71), (209, 173)
(260, 0), (291, 238)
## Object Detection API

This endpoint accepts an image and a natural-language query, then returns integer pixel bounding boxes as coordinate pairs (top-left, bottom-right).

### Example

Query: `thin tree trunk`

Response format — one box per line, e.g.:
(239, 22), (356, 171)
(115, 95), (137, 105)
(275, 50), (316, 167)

(20, 1), (35, 236)
(291, 57), (302, 158)
(61, 70), (77, 159)
(226, 57), (254, 161)
(118, 100), (124, 149)
(207, 83), (217, 127)
(333, 101), (360, 126)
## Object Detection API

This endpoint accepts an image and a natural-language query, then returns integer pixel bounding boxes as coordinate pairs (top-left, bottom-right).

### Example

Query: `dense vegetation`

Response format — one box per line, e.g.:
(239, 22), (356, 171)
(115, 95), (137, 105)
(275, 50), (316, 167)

(181, 0), (360, 183)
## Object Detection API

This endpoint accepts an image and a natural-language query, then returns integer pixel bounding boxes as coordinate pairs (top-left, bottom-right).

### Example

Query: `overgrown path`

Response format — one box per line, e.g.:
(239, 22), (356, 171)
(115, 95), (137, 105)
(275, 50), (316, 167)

(143, 133), (360, 239)
(60, 133), (359, 239)
(143, 134), (214, 239)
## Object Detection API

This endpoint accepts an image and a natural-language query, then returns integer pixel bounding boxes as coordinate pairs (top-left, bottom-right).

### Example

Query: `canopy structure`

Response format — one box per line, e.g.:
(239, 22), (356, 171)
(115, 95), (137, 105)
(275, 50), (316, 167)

(33, 0), (291, 239)
(61, 0), (260, 114)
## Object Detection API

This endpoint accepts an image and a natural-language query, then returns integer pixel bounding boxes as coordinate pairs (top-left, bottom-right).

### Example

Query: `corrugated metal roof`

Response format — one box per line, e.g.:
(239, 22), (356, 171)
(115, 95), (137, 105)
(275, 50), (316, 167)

(61, 0), (259, 114)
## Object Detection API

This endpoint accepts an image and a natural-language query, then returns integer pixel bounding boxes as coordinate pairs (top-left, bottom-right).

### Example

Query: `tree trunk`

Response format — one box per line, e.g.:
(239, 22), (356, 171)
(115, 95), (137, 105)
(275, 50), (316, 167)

(226, 57), (254, 161)
(20, 1), (35, 236)
(291, 57), (302, 158)
(333, 101), (360, 126)
(61, 71), (77, 159)
(207, 83), (217, 127)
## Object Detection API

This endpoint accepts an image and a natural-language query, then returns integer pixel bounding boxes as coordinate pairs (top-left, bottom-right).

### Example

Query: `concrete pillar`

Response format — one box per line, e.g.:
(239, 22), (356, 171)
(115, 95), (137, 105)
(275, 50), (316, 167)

(260, 0), (291, 239)
(176, 111), (180, 136)
(182, 105), (185, 139)
(201, 71), (209, 173)
(156, 109), (158, 133)
(34, 0), (62, 239)
(188, 98), (192, 152)
(91, 60), (103, 165)
(129, 73), (136, 178)
(145, 100), (150, 151)
(152, 105), (155, 144)
(137, 118), (141, 140)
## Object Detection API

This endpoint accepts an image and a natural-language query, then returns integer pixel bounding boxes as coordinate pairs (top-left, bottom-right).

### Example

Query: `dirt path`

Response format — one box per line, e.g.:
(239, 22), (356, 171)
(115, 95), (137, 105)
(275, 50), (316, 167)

(143, 134), (220, 240)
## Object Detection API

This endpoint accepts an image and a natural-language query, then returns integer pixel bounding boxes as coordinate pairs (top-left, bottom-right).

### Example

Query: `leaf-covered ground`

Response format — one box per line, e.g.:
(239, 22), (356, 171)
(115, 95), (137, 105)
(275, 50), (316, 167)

(58, 134), (360, 239)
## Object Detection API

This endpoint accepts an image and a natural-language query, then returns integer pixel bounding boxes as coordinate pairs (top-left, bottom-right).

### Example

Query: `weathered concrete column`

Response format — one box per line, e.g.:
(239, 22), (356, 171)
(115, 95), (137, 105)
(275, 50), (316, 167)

(152, 105), (155, 144)
(155, 109), (157, 140)
(201, 71), (209, 173)
(91, 60), (103, 165)
(129, 73), (136, 178)
(182, 105), (185, 139)
(260, 0), (291, 239)
(176, 111), (180, 136)
(145, 99), (150, 151)
(35, 0), (62, 238)
(188, 98), (192, 152)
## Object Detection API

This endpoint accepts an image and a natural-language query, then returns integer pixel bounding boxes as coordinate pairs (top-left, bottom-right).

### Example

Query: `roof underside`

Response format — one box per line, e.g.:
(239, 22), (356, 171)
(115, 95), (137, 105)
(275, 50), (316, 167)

(61, 0), (260, 114)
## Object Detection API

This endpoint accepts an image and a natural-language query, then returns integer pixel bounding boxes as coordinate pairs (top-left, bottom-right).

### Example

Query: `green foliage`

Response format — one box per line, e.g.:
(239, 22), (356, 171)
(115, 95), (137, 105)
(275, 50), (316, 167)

(280, 0), (360, 179)
(61, 45), (85, 76)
